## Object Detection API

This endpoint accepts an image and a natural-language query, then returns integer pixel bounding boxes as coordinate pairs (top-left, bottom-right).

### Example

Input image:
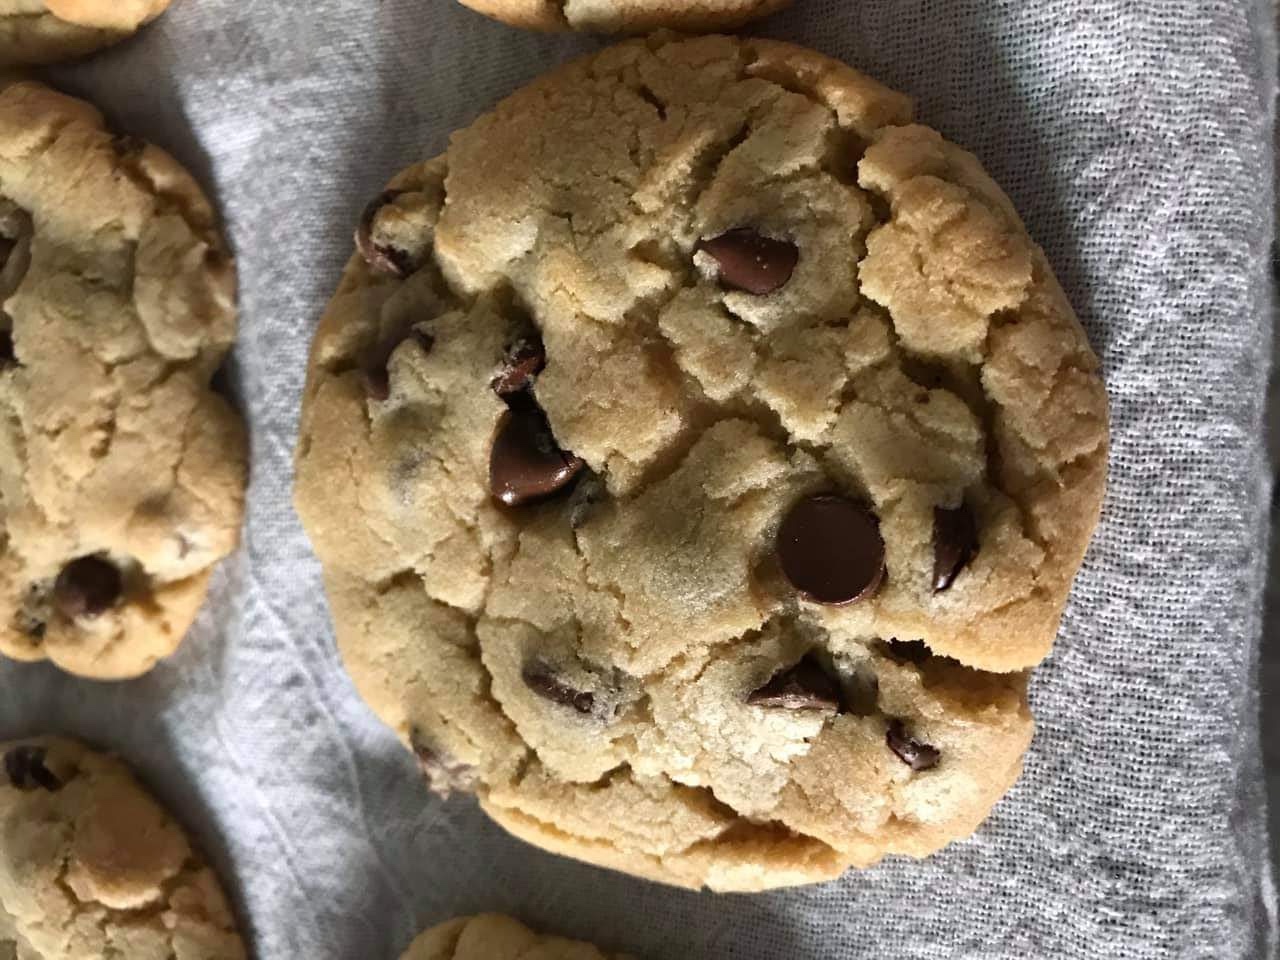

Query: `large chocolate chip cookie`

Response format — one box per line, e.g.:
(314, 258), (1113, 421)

(294, 34), (1108, 891)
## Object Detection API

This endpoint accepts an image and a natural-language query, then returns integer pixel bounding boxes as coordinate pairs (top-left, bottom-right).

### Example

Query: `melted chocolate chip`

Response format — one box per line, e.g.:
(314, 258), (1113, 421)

(0, 237), (13, 272)
(489, 396), (584, 506)
(4, 746), (62, 792)
(933, 504), (978, 592)
(522, 661), (596, 715)
(699, 228), (798, 295)
(53, 556), (123, 620)
(355, 190), (414, 276)
(886, 719), (940, 771)
(0, 329), (14, 369)
(776, 494), (886, 605)
(747, 654), (842, 711)
(410, 729), (477, 799)
(884, 639), (931, 664)
(492, 338), (546, 396)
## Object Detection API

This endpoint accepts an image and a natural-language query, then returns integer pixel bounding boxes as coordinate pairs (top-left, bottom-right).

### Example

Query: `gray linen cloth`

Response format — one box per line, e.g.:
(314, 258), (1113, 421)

(0, 0), (1275, 957)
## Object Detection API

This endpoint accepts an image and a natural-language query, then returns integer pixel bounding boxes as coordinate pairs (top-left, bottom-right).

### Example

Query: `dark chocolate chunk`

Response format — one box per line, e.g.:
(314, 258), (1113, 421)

(492, 337), (546, 396)
(522, 661), (595, 715)
(489, 397), (584, 506)
(0, 328), (14, 369)
(53, 556), (123, 621)
(747, 654), (841, 711)
(699, 228), (798, 295)
(933, 503), (978, 593)
(886, 719), (940, 771)
(776, 494), (886, 605)
(355, 190), (414, 276)
(4, 745), (62, 792)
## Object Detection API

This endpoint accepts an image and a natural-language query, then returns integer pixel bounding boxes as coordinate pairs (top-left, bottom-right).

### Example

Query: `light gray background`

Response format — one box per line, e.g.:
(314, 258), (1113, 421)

(0, 1), (1275, 957)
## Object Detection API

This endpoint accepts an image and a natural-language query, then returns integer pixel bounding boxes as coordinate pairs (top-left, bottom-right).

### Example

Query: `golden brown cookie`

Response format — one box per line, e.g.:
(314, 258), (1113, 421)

(0, 0), (172, 65)
(0, 80), (246, 679)
(0, 737), (246, 959)
(294, 34), (1108, 891)
(454, 0), (790, 32)
(401, 915), (629, 960)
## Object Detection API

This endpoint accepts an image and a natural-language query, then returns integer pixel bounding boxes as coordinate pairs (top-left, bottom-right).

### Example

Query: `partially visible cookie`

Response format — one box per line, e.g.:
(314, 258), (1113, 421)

(0, 737), (246, 960)
(402, 915), (629, 960)
(0, 79), (246, 679)
(0, 0), (171, 65)
(455, 0), (791, 32)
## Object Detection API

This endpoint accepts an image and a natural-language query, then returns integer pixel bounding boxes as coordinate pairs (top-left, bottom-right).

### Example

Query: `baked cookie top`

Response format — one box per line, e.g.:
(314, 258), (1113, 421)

(0, 737), (246, 960)
(295, 34), (1107, 891)
(0, 0), (171, 65)
(455, 0), (790, 32)
(0, 80), (246, 679)
(402, 915), (629, 960)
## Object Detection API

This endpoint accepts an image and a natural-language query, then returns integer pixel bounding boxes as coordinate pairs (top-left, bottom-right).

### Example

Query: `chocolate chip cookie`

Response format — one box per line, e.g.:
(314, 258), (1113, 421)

(294, 34), (1108, 891)
(402, 915), (629, 960)
(454, 0), (790, 32)
(0, 0), (171, 65)
(0, 737), (246, 959)
(0, 80), (246, 679)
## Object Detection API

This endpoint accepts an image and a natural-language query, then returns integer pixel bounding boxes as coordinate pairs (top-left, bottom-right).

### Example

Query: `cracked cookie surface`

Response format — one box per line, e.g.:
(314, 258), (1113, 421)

(401, 914), (629, 960)
(294, 34), (1108, 891)
(0, 80), (246, 679)
(0, 1), (171, 65)
(454, 0), (790, 32)
(0, 737), (246, 960)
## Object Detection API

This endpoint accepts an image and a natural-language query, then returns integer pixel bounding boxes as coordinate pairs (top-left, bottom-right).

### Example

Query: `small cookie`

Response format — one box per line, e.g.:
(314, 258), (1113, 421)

(0, 80), (246, 679)
(454, 0), (791, 32)
(295, 35), (1107, 890)
(0, 0), (172, 65)
(0, 737), (246, 959)
(401, 915), (629, 960)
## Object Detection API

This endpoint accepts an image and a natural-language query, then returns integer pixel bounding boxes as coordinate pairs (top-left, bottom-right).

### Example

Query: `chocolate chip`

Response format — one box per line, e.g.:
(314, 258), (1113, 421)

(0, 329), (14, 369)
(355, 190), (414, 276)
(884, 639), (930, 664)
(492, 337), (546, 396)
(699, 228), (798, 295)
(410, 729), (477, 800)
(776, 494), (886, 605)
(522, 661), (596, 715)
(933, 503), (978, 592)
(489, 396), (584, 507)
(0, 237), (13, 272)
(886, 719), (940, 771)
(53, 556), (123, 620)
(4, 746), (62, 792)
(747, 654), (841, 711)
